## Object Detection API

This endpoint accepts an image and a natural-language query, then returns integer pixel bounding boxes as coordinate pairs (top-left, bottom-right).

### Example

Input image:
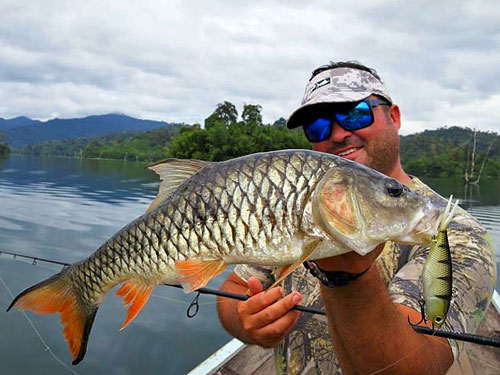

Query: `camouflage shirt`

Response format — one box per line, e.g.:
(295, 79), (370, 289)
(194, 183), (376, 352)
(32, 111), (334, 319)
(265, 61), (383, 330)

(234, 177), (497, 375)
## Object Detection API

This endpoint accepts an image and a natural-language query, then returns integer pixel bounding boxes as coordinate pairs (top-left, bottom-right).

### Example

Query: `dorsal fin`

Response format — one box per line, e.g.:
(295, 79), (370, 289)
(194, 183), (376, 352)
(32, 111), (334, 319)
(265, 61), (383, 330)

(146, 158), (210, 213)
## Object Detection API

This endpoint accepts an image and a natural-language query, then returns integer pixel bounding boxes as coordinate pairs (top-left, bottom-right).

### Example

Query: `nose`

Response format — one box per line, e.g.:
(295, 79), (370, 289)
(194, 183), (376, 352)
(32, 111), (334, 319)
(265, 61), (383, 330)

(328, 121), (353, 143)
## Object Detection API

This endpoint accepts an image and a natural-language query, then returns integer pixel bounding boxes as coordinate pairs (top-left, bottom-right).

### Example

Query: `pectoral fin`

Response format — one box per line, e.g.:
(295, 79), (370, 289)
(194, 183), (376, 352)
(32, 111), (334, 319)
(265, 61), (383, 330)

(269, 239), (321, 289)
(175, 259), (227, 292)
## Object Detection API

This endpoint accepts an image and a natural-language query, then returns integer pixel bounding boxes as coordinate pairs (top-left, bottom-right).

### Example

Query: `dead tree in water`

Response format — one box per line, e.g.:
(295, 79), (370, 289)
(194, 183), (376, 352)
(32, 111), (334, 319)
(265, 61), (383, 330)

(464, 128), (495, 184)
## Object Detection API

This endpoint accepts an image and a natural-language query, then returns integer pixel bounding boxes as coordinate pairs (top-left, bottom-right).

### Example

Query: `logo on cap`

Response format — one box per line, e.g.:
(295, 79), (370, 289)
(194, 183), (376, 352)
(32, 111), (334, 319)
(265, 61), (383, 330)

(308, 77), (331, 95)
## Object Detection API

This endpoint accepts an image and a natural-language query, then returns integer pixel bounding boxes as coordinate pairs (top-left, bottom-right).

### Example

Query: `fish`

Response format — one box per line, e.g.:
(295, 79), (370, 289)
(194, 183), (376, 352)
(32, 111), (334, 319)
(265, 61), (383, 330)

(423, 196), (458, 328)
(7, 149), (444, 364)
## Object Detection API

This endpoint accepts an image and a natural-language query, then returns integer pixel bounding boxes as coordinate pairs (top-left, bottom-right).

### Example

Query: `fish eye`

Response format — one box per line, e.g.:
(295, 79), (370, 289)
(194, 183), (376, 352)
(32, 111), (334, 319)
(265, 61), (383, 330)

(384, 179), (404, 197)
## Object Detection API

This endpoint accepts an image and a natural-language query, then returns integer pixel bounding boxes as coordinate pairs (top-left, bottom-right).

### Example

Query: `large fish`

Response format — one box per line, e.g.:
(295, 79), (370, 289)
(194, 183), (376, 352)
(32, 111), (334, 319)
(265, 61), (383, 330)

(8, 149), (443, 364)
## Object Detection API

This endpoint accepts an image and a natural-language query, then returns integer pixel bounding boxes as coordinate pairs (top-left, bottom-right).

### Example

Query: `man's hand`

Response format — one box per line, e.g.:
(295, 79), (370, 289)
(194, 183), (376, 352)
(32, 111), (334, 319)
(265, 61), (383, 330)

(234, 277), (302, 348)
(313, 243), (385, 273)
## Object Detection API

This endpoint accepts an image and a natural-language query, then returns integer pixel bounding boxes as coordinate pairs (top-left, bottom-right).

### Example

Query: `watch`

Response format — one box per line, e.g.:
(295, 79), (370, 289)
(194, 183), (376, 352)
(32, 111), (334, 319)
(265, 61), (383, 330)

(303, 261), (370, 287)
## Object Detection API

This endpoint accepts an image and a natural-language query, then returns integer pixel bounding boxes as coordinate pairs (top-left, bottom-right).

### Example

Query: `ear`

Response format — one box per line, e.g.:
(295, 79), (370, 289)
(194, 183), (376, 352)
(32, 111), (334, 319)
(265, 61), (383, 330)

(389, 104), (401, 131)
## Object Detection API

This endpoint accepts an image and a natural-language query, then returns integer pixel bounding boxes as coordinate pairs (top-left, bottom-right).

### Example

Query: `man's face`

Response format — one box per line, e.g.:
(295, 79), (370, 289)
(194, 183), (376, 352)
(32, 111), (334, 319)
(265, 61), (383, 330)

(310, 96), (401, 175)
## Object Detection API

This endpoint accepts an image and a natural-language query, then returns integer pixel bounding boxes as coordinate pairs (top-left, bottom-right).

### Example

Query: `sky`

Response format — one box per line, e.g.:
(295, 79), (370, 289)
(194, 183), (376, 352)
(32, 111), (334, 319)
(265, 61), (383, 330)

(1, 0), (499, 135)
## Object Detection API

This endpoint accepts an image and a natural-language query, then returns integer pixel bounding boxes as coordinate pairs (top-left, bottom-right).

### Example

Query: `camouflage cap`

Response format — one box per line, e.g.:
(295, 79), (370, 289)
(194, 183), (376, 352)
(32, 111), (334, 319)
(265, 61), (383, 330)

(287, 67), (393, 129)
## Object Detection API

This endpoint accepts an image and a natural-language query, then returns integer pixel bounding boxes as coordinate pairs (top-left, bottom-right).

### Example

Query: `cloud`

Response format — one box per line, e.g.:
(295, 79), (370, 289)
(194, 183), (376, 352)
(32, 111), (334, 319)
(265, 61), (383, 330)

(1, 0), (500, 134)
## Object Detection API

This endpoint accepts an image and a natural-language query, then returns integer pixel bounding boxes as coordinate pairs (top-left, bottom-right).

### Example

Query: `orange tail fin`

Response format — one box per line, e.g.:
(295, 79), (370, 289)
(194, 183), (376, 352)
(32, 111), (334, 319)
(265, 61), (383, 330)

(7, 269), (97, 365)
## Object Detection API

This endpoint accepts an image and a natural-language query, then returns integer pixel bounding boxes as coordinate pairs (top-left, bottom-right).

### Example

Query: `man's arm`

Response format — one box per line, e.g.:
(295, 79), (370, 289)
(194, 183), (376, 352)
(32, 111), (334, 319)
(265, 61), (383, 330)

(315, 256), (453, 375)
(216, 272), (302, 348)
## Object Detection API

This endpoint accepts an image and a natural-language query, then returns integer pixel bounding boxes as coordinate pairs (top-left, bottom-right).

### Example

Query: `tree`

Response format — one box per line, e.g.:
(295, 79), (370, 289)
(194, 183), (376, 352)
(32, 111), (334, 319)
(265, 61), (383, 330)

(464, 128), (495, 184)
(273, 117), (287, 127)
(0, 132), (10, 157)
(241, 104), (263, 126)
(204, 101), (238, 129)
(0, 143), (9, 157)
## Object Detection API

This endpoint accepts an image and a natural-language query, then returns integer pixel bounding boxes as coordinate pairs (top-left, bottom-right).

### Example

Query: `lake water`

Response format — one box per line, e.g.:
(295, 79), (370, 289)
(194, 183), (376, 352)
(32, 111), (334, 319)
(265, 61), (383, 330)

(0, 155), (232, 375)
(0, 155), (498, 375)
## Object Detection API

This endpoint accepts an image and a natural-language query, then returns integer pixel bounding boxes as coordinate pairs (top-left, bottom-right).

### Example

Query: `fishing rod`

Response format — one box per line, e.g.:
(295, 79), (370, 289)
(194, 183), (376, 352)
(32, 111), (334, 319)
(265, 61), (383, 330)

(2, 250), (500, 348)
(163, 283), (325, 317)
(409, 322), (500, 348)
(0, 250), (324, 316)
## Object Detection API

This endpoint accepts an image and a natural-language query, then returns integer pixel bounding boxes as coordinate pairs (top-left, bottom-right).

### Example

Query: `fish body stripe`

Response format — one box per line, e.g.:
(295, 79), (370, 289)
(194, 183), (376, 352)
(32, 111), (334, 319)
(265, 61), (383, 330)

(423, 228), (453, 326)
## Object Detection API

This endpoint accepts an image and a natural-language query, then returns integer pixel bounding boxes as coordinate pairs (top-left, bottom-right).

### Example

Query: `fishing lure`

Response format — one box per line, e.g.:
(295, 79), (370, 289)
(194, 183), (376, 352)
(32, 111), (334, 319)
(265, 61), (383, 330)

(422, 196), (459, 328)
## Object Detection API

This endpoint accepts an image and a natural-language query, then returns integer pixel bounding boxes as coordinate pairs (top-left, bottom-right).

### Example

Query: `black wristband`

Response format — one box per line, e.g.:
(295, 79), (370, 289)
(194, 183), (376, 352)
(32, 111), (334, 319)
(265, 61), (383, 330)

(303, 261), (371, 287)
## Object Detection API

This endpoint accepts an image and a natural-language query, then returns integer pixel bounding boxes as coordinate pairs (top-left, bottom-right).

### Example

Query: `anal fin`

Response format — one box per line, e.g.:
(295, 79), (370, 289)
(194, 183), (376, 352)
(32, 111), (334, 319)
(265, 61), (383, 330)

(116, 280), (154, 330)
(269, 239), (321, 289)
(175, 259), (227, 292)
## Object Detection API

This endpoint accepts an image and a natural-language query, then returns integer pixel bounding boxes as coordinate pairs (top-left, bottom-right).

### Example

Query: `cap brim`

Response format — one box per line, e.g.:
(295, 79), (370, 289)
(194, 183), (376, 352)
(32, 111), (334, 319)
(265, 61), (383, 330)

(287, 91), (370, 129)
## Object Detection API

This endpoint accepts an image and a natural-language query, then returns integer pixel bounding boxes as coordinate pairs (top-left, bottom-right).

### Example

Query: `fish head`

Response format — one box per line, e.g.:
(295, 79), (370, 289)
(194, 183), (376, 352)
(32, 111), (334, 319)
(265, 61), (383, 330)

(312, 164), (441, 255)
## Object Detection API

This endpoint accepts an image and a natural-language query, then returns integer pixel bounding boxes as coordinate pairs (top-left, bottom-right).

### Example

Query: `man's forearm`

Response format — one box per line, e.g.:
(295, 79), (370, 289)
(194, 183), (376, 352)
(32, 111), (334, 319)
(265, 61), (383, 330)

(320, 265), (453, 375)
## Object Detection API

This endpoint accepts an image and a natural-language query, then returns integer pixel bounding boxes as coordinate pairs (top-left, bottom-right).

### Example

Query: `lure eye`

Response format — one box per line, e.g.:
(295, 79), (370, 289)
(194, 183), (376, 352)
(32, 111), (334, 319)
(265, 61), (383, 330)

(384, 179), (404, 197)
(435, 316), (443, 324)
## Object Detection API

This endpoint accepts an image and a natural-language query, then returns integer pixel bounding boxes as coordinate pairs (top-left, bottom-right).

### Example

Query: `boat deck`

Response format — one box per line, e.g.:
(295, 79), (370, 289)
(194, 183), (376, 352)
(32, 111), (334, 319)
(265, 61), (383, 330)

(191, 293), (500, 375)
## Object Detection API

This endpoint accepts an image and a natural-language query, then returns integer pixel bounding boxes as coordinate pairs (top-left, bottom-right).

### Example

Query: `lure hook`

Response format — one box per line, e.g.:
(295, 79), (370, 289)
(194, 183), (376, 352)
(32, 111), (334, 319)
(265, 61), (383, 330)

(408, 298), (428, 326)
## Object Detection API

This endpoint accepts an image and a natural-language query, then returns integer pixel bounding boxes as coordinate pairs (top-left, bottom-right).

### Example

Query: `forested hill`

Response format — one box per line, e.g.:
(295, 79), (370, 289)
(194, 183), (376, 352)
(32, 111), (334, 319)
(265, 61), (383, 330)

(17, 102), (309, 162)
(19, 125), (184, 162)
(400, 126), (499, 177)
(13, 102), (500, 177)
(0, 114), (180, 148)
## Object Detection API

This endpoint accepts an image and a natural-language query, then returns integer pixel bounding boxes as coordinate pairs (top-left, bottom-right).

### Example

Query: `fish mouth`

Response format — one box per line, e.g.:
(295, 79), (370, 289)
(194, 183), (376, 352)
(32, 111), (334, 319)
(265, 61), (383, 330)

(398, 201), (443, 245)
(412, 203), (444, 242)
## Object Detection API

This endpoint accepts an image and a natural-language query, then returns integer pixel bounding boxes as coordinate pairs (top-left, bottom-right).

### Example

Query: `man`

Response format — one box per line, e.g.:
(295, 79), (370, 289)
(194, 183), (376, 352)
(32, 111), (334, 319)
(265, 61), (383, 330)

(216, 61), (496, 375)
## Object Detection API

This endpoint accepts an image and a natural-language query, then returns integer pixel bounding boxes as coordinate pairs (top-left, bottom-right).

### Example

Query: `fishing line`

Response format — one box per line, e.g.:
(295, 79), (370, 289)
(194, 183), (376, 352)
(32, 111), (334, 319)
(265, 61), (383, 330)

(2, 250), (500, 348)
(152, 292), (222, 307)
(364, 323), (441, 375)
(0, 271), (80, 375)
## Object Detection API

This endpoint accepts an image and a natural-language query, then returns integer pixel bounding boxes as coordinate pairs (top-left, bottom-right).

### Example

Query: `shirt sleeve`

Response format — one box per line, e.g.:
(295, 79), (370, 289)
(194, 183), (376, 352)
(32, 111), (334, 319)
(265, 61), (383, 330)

(388, 211), (497, 359)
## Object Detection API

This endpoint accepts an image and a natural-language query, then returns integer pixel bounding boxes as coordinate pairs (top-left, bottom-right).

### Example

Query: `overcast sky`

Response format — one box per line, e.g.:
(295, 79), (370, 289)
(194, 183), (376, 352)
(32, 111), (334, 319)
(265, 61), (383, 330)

(1, 0), (499, 135)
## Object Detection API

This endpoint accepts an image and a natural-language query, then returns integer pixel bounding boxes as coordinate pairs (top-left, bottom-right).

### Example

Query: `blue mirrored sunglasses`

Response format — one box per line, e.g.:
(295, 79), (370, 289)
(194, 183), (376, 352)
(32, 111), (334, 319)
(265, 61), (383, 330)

(302, 98), (390, 143)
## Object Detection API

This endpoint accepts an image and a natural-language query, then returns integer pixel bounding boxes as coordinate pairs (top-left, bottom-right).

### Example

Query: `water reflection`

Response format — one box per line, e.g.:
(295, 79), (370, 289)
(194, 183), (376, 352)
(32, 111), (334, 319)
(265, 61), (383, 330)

(0, 155), (231, 375)
(0, 155), (159, 205)
(422, 176), (500, 206)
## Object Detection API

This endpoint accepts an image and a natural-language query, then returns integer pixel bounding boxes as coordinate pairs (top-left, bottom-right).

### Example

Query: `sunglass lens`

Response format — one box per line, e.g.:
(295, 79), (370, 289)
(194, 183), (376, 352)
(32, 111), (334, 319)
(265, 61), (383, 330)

(335, 101), (373, 130)
(304, 117), (332, 142)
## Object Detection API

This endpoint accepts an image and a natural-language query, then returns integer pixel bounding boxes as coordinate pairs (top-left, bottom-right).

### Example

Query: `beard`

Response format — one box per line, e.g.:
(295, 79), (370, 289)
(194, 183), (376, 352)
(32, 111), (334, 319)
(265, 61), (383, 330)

(362, 124), (400, 174)
(323, 123), (401, 175)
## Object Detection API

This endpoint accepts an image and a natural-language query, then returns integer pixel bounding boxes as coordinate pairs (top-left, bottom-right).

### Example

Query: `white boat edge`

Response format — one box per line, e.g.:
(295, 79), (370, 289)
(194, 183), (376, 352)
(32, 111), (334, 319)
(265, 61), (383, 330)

(187, 337), (245, 375)
(187, 289), (500, 375)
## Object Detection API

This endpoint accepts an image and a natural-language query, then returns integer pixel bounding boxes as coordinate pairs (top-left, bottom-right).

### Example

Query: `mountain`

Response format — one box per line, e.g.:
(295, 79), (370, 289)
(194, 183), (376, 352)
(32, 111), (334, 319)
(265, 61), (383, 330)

(0, 116), (41, 130)
(0, 114), (180, 148)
